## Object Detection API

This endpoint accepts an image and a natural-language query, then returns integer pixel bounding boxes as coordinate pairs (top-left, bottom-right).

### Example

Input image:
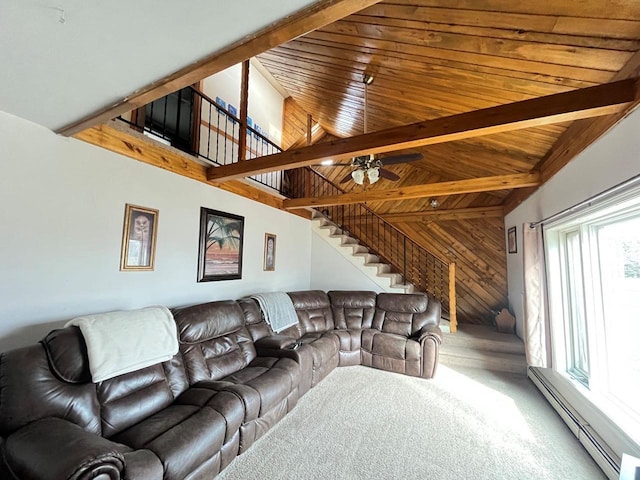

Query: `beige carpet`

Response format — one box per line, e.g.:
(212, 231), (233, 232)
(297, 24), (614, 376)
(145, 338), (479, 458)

(217, 365), (605, 479)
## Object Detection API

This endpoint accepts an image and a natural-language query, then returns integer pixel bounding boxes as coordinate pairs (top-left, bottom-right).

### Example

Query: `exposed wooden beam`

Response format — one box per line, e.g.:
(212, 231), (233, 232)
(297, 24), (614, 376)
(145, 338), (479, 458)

(382, 206), (504, 223)
(57, 0), (383, 137)
(238, 60), (250, 161)
(207, 78), (640, 182)
(503, 51), (640, 214)
(73, 122), (311, 220)
(306, 114), (313, 146)
(283, 173), (540, 209)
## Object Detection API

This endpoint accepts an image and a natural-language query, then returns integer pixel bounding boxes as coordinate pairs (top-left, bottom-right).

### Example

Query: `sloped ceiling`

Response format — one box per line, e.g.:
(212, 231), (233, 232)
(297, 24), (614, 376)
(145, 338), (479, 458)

(257, 0), (640, 217)
(0, 0), (317, 131)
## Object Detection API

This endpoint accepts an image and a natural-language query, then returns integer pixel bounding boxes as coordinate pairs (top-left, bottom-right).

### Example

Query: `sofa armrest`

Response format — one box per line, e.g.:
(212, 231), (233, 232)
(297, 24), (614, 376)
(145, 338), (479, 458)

(417, 324), (443, 345)
(254, 334), (297, 350)
(2, 417), (127, 480)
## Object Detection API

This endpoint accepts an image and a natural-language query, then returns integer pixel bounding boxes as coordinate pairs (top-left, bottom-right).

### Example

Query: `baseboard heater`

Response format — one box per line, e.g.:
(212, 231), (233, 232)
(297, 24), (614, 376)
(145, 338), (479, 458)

(528, 367), (620, 479)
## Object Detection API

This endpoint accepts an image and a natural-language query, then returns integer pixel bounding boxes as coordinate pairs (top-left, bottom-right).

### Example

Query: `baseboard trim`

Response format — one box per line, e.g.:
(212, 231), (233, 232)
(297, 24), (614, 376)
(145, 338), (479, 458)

(528, 367), (620, 479)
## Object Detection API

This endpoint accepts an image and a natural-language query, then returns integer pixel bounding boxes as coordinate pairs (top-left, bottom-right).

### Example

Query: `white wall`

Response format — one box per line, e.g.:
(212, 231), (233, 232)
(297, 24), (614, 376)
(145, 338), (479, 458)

(0, 111), (311, 352)
(310, 232), (386, 293)
(201, 62), (284, 144)
(505, 108), (640, 338)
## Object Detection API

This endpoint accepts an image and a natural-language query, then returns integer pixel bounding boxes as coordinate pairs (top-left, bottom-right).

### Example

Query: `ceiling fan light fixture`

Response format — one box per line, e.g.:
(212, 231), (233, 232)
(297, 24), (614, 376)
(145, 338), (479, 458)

(362, 73), (374, 85)
(430, 198), (440, 209)
(352, 169), (365, 185)
(367, 167), (380, 184)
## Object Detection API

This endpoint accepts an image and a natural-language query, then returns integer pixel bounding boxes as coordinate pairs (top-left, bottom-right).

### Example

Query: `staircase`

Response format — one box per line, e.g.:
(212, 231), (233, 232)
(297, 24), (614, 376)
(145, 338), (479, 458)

(311, 212), (415, 294)
(300, 172), (524, 374)
(439, 323), (527, 375)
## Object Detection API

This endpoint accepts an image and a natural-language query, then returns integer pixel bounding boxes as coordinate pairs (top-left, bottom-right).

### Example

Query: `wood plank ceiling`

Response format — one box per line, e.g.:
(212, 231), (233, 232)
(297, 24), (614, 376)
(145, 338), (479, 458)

(256, 0), (640, 324)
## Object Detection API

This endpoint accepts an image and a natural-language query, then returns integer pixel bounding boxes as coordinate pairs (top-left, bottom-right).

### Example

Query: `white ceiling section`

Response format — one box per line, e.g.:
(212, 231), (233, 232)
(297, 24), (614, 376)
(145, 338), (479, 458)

(0, 0), (317, 132)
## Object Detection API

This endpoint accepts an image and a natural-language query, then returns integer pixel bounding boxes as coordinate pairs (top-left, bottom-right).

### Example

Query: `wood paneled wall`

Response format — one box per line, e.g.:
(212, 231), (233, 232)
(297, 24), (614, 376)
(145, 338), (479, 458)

(393, 218), (507, 325)
(281, 97), (309, 150)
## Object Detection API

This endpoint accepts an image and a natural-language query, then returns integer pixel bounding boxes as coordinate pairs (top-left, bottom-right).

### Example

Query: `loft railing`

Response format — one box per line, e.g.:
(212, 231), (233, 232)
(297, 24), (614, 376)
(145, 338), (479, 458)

(286, 167), (457, 331)
(117, 85), (285, 193)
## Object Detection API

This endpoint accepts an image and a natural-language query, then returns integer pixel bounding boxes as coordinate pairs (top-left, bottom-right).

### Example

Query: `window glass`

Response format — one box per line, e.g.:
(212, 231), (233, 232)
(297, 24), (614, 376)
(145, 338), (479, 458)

(595, 216), (640, 420)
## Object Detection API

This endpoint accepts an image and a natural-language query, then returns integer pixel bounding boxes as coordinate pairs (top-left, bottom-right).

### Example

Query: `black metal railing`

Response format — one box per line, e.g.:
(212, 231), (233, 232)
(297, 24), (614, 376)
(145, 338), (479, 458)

(285, 167), (454, 318)
(118, 86), (284, 193)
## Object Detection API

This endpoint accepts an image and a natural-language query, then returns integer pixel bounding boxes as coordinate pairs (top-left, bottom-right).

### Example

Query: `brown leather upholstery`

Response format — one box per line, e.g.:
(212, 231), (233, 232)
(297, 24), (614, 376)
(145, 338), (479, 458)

(0, 324), (242, 479)
(0, 290), (442, 479)
(287, 290), (340, 387)
(173, 300), (300, 453)
(363, 292), (442, 378)
(329, 290), (377, 366)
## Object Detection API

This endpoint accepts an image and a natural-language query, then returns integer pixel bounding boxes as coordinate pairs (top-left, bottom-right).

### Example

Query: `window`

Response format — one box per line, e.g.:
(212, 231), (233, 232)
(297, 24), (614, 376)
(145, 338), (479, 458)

(545, 187), (640, 443)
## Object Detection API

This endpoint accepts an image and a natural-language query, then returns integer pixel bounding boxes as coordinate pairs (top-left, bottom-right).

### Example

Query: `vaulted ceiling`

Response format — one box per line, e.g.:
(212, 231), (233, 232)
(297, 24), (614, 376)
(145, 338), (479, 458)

(254, 0), (640, 217)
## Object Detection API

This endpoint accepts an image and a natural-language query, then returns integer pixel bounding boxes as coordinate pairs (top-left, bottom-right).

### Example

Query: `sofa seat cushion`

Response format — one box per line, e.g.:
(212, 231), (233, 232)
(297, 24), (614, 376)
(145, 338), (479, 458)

(223, 357), (299, 418)
(111, 404), (226, 479)
(362, 330), (421, 376)
(196, 356), (300, 423)
(297, 332), (339, 386)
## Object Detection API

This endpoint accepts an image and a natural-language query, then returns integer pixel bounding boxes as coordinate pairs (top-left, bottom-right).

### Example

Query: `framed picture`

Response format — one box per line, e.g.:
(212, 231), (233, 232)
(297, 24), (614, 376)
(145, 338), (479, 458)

(507, 226), (517, 254)
(120, 204), (159, 271)
(264, 233), (276, 271)
(197, 207), (244, 282)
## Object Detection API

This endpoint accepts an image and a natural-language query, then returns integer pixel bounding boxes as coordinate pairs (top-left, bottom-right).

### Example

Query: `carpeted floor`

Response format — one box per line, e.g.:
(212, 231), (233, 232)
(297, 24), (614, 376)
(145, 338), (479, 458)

(217, 365), (605, 479)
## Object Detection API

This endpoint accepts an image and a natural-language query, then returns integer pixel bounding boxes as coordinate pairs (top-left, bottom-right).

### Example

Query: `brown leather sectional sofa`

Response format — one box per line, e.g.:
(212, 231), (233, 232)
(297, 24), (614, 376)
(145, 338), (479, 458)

(0, 290), (442, 479)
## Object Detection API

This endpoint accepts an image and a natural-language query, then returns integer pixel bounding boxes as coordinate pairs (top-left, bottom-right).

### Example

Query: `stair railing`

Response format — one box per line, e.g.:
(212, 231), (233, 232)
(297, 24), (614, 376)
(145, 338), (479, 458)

(286, 167), (457, 332)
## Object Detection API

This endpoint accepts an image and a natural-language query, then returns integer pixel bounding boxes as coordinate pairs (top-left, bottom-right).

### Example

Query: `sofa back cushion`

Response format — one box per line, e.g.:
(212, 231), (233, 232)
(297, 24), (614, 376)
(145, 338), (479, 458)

(373, 293), (438, 336)
(329, 290), (377, 329)
(98, 359), (189, 438)
(0, 328), (101, 436)
(173, 300), (257, 384)
(238, 298), (272, 342)
(288, 290), (334, 335)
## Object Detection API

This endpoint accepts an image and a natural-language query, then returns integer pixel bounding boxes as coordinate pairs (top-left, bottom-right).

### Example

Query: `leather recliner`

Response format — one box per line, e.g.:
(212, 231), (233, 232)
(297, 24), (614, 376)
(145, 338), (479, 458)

(0, 289), (442, 479)
(0, 326), (244, 479)
(172, 300), (301, 454)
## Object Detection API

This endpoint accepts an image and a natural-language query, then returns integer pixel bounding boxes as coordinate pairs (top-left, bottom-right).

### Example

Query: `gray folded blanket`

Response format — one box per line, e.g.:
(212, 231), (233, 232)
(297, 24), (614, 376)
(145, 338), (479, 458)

(250, 292), (299, 333)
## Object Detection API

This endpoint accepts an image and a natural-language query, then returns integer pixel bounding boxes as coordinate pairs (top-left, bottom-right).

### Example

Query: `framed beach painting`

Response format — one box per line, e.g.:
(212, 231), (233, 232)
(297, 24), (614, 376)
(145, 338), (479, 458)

(197, 207), (244, 282)
(120, 204), (159, 271)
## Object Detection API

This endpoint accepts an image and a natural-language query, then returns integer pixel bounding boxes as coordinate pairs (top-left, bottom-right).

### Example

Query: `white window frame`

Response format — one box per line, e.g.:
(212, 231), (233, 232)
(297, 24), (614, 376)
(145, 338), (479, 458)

(544, 186), (640, 449)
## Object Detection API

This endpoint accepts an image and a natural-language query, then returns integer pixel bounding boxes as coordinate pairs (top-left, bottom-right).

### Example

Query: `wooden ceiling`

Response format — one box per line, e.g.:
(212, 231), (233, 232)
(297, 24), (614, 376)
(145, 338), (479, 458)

(254, 0), (640, 216)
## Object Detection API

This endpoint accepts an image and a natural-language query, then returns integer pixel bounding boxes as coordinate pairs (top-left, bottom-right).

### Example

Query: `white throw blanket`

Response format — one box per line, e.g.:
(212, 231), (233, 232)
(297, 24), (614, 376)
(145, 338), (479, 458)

(250, 292), (299, 333)
(65, 306), (179, 383)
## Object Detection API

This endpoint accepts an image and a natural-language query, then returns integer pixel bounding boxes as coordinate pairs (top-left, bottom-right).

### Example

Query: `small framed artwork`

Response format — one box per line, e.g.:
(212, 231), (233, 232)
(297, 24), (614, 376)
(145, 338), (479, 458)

(264, 233), (276, 271)
(508, 226), (517, 254)
(197, 207), (244, 282)
(120, 204), (159, 271)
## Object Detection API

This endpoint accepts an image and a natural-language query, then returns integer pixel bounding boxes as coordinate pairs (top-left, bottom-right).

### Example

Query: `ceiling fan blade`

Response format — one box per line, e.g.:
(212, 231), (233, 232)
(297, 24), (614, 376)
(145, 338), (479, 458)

(312, 162), (352, 167)
(380, 152), (423, 165)
(339, 171), (354, 184)
(378, 168), (400, 181)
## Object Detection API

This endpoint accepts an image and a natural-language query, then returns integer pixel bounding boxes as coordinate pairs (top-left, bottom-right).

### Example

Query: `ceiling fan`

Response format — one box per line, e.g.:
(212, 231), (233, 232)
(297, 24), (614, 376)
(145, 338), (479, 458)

(320, 73), (423, 185)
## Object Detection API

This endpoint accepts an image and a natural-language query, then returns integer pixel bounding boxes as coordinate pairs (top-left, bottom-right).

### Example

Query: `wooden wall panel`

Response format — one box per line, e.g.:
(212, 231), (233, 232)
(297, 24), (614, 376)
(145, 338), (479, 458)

(395, 217), (508, 325)
(282, 97), (310, 150)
